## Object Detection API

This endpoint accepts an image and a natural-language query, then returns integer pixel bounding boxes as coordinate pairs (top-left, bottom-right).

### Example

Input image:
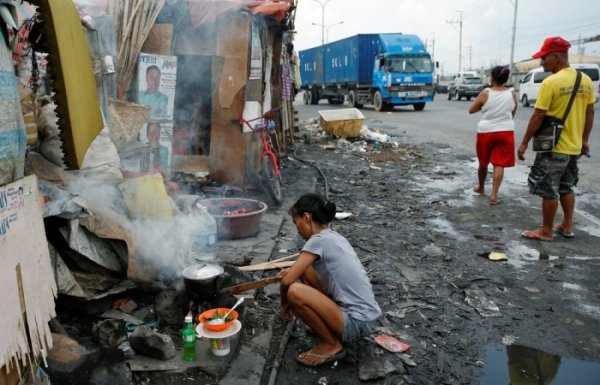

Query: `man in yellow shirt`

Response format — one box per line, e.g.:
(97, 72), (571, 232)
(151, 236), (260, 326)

(518, 36), (595, 241)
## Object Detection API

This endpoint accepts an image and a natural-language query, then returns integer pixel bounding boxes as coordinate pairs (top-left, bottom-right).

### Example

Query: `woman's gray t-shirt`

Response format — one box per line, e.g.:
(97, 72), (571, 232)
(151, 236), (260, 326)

(302, 228), (381, 322)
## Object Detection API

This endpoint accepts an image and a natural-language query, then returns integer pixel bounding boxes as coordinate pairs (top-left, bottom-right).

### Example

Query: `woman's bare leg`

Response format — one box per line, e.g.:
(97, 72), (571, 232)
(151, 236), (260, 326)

(474, 164), (487, 195)
(490, 165), (504, 203)
(287, 283), (344, 365)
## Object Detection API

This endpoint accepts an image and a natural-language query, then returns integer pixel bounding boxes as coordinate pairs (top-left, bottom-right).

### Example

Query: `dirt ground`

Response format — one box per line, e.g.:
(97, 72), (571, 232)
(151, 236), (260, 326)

(55, 124), (600, 385)
(259, 131), (600, 384)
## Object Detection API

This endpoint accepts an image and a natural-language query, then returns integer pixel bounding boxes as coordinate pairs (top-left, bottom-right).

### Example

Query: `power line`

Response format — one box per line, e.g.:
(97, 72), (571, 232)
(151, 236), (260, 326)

(463, 0), (493, 17)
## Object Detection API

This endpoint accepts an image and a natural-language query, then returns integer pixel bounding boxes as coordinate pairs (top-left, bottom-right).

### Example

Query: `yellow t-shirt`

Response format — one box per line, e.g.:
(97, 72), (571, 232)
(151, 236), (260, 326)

(535, 67), (596, 155)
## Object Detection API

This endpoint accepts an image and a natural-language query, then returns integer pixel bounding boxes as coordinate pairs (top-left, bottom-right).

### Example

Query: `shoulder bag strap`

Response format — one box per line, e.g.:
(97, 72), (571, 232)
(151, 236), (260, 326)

(561, 71), (582, 123)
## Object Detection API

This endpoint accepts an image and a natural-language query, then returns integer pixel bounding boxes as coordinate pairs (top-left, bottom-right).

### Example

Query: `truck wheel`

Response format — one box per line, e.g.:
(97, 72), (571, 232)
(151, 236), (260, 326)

(447, 91), (452, 100)
(348, 91), (358, 107)
(413, 103), (425, 111)
(348, 91), (363, 108)
(521, 94), (530, 107)
(466, 96), (471, 101)
(303, 91), (311, 105)
(373, 90), (386, 111)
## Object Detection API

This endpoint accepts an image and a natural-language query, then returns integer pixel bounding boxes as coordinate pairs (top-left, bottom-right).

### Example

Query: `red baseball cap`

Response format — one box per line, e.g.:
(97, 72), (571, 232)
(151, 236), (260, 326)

(532, 36), (571, 59)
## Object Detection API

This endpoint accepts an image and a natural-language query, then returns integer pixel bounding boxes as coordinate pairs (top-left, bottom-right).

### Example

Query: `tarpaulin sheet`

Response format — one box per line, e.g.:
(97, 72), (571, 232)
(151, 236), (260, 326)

(0, 27), (26, 186)
(188, 0), (290, 28)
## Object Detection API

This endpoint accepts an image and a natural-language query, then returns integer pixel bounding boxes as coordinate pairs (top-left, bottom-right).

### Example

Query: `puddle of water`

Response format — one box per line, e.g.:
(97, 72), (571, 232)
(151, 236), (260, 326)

(480, 344), (600, 385)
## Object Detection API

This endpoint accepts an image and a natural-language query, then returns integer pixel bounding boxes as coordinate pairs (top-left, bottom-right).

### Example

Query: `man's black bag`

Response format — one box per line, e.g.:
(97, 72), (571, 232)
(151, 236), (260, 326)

(532, 71), (581, 152)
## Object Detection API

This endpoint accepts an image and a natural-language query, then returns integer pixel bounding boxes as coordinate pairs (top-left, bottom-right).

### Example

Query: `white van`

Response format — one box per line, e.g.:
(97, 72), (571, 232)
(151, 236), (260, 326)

(519, 63), (600, 107)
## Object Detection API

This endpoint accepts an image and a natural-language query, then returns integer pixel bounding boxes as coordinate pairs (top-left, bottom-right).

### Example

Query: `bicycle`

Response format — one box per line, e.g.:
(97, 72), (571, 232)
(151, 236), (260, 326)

(238, 110), (283, 205)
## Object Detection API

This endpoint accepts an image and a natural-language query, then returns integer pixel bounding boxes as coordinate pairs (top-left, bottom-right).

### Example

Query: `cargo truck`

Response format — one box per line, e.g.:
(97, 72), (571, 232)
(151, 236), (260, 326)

(299, 33), (435, 111)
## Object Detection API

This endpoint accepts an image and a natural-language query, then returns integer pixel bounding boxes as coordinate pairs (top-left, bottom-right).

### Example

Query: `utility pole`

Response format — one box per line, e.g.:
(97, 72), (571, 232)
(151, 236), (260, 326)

(432, 33), (435, 65)
(447, 11), (463, 73)
(469, 46), (473, 70)
(509, 0), (518, 84)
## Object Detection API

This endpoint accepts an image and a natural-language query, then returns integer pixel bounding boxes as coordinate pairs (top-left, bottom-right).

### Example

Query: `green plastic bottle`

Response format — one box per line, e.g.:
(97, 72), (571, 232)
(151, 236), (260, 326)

(182, 314), (196, 361)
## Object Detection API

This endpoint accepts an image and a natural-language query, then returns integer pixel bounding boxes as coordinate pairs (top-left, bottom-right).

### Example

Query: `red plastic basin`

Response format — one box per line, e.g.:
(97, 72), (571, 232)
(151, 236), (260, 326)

(196, 198), (267, 239)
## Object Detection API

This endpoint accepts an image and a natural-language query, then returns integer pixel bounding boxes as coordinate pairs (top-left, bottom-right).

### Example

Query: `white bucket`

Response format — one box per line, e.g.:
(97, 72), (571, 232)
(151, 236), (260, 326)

(210, 337), (230, 356)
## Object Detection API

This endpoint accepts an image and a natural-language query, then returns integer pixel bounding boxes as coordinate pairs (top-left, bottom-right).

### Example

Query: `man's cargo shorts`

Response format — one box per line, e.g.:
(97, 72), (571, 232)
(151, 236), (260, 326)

(528, 152), (579, 199)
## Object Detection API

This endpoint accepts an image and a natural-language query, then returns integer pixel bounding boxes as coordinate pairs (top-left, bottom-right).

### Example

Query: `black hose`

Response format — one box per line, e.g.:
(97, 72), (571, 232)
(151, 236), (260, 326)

(291, 146), (330, 200)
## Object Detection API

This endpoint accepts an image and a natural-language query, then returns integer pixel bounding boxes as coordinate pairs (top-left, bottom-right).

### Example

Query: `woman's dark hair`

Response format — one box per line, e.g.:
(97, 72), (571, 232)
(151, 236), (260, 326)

(491, 66), (510, 85)
(290, 193), (336, 224)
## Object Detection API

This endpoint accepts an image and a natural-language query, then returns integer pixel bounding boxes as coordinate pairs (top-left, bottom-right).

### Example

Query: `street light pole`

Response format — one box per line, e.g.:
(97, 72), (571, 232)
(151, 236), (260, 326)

(509, 0), (519, 83)
(313, 20), (343, 43)
(326, 20), (343, 43)
(312, 0), (333, 47)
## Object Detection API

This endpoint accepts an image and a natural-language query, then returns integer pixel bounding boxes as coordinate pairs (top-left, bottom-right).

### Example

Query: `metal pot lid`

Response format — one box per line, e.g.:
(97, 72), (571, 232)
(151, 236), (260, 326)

(182, 264), (224, 280)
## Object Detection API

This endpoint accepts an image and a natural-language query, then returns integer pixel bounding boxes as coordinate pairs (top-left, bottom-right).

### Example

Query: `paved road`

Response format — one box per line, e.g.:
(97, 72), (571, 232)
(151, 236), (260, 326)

(294, 93), (599, 178)
(294, 93), (600, 235)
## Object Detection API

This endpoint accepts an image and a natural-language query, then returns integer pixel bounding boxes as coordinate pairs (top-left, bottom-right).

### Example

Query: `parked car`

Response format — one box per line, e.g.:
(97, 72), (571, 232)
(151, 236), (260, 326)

(519, 63), (600, 107)
(448, 75), (485, 101)
(518, 68), (552, 107)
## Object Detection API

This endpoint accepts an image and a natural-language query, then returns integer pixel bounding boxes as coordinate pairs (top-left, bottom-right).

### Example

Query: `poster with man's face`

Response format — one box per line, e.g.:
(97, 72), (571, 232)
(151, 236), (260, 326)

(139, 122), (173, 171)
(138, 53), (177, 119)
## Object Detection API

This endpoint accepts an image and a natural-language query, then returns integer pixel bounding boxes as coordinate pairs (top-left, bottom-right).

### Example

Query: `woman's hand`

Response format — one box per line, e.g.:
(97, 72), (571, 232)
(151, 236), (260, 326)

(276, 268), (289, 280)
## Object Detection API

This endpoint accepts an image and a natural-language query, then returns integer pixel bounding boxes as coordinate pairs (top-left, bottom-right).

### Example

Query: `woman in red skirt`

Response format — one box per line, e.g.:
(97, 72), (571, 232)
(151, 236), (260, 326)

(469, 66), (518, 204)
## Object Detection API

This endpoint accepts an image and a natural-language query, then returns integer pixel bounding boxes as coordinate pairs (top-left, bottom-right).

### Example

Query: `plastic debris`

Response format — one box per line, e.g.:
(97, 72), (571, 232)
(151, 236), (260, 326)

(374, 335), (411, 353)
(488, 252), (507, 261)
(335, 212), (354, 220)
(464, 289), (501, 317)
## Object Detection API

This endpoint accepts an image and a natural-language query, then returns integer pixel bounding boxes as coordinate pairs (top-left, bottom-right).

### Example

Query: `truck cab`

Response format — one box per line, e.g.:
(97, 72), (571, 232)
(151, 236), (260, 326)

(371, 53), (434, 111)
(368, 34), (435, 111)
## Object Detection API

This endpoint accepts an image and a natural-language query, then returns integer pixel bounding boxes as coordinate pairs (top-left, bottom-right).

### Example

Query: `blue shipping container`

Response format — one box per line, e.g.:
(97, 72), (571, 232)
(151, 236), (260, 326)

(299, 33), (434, 110)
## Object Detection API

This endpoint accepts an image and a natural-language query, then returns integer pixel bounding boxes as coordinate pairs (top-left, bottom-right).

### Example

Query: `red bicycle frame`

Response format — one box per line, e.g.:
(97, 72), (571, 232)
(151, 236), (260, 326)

(238, 111), (281, 178)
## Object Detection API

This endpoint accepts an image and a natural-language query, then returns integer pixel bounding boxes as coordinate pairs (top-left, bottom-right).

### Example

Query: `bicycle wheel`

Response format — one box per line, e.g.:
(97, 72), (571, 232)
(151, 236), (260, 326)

(260, 155), (283, 205)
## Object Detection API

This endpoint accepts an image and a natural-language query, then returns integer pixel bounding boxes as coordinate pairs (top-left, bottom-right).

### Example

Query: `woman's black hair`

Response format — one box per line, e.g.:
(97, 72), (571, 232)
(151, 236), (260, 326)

(290, 193), (336, 224)
(491, 66), (510, 85)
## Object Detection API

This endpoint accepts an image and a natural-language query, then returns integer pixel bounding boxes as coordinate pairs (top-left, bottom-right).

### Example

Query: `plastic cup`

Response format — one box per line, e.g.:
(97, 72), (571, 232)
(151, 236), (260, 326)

(210, 337), (230, 356)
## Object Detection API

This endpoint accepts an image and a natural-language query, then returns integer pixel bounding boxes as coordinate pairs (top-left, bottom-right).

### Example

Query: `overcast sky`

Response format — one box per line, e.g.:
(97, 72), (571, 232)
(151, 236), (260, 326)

(292, 0), (600, 75)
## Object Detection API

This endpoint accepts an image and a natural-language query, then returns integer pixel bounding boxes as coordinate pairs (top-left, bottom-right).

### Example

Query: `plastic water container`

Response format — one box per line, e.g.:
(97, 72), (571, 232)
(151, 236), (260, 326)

(190, 202), (218, 262)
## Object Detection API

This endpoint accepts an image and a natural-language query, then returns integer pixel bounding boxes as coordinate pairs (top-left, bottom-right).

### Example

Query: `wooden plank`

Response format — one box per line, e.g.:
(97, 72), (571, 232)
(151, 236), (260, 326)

(221, 277), (281, 295)
(238, 260), (294, 272)
(238, 253), (298, 271)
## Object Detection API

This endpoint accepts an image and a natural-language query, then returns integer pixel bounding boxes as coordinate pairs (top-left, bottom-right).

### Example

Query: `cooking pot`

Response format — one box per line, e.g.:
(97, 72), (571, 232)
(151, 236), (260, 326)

(181, 264), (228, 300)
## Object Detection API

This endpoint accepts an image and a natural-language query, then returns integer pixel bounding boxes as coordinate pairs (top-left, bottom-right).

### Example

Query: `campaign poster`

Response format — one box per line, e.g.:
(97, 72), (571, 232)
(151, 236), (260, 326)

(139, 122), (173, 171)
(137, 53), (177, 119)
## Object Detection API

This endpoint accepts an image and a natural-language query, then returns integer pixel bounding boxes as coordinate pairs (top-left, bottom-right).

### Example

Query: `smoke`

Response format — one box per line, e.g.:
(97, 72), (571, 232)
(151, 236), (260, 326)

(131, 210), (217, 284)
(65, 175), (218, 284)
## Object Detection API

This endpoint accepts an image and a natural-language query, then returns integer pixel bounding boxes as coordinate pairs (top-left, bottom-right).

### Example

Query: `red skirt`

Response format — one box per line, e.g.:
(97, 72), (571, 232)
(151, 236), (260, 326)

(476, 131), (515, 167)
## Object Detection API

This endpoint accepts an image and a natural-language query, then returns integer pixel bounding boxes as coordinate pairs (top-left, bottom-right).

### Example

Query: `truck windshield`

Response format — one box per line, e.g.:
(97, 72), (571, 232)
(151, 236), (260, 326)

(386, 56), (433, 73)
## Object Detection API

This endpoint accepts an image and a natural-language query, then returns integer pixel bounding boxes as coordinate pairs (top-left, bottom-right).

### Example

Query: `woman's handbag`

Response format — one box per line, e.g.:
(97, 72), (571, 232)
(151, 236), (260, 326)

(532, 71), (582, 152)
